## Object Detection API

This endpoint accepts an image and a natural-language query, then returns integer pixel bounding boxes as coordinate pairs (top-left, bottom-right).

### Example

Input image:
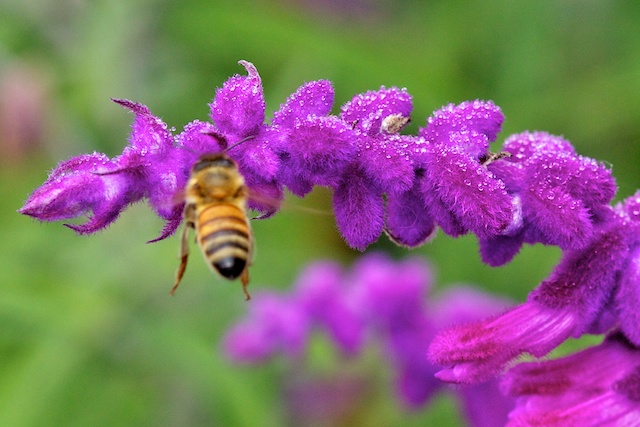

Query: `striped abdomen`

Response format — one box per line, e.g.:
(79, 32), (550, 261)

(196, 203), (251, 280)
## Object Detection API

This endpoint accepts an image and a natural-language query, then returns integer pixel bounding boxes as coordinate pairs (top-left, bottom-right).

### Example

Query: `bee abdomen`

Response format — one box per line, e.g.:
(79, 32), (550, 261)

(197, 204), (251, 280)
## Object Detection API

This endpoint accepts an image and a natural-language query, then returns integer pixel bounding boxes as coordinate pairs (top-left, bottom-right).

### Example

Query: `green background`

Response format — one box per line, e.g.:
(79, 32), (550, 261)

(1, 1), (639, 425)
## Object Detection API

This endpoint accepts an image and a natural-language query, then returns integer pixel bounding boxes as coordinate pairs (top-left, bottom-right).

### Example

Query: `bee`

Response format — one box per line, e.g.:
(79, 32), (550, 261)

(171, 152), (253, 300)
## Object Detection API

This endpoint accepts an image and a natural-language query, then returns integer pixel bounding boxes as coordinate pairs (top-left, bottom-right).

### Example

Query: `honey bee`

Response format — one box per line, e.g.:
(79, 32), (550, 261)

(171, 152), (253, 300)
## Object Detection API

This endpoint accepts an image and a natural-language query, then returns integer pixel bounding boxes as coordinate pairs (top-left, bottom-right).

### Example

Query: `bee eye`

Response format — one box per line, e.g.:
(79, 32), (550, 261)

(211, 157), (235, 168)
(193, 156), (235, 172)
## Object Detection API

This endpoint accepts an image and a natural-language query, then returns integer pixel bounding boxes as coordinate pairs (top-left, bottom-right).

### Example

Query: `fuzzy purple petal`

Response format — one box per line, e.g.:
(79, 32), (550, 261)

(277, 165), (315, 198)
(419, 176), (468, 237)
(520, 159), (592, 248)
(385, 179), (436, 247)
(619, 191), (640, 223)
(175, 120), (225, 157)
(502, 333), (640, 427)
(272, 80), (334, 128)
(479, 232), (525, 266)
(230, 128), (281, 181)
(502, 131), (576, 161)
(486, 160), (525, 193)
(20, 153), (142, 234)
(332, 166), (385, 250)
(356, 133), (415, 193)
(423, 143), (513, 237)
(279, 115), (355, 188)
(567, 156), (616, 212)
(521, 189), (592, 249)
(209, 60), (265, 139)
(477, 195), (525, 265)
(614, 247), (640, 346)
(529, 221), (629, 336)
(112, 99), (174, 154)
(420, 100), (504, 156)
(114, 98), (187, 225)
(340, 86), (412, 136)
(429, 302), (580, 383)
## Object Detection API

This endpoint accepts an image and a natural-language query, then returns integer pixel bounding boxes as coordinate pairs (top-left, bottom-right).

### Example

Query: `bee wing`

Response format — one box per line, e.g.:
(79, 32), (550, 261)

(248, 189), (331, 220)
(247, 189), (282, 220)
(172, 188), (187, 208)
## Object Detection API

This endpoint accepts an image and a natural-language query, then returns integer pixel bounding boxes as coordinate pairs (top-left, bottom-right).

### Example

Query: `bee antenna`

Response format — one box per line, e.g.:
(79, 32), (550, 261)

(224, 135), (255, 153)
(176, 145), (198, 154)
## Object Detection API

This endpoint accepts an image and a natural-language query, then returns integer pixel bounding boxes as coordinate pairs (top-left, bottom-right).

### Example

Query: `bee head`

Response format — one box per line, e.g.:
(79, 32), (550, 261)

(192, 153), (237, 173)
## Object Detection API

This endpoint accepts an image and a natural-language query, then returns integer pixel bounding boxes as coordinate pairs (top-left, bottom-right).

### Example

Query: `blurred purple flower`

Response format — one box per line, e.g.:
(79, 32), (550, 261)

(223, 254), (514, 426)
(224, 292), (309, 362)
(223, 260), (365, 360)
(502, 332), (640, 427)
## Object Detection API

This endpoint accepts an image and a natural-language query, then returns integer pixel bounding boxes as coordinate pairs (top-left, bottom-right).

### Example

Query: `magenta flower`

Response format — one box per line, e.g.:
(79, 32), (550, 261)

(271, 79), (354, 195)
(502, 332), (640, 427)
(429, 192), (640, 384)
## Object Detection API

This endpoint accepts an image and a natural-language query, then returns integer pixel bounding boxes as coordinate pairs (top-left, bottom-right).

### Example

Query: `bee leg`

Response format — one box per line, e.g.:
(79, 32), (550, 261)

(240, 269), (251, 301)
(170, 220), (192, 295)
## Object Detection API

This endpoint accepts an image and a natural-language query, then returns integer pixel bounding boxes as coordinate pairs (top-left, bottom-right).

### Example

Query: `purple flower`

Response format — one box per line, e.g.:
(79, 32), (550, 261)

(412, 101), (514, 239)
(20, 99), (185, 240)
(274, 85), (419, 250)
(20, 61), (285, 239)
(429, 192), (640, 384)
(272, 79), (355, 195)
(293, 261), (364, 355)
(205, 60), (283, 216)
(346, 254), (443, 407)
(481, 131), (617, 265)
(330, 88), (418, 250)
(429, 302), (579, 384)
(20, 60), (622, 259)
(224, 253), (514, 424)
(502, 332), (640, 426)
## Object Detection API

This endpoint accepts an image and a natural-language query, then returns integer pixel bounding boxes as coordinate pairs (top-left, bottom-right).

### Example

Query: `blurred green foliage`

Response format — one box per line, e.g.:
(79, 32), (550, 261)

(1, 0), (639, 425)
